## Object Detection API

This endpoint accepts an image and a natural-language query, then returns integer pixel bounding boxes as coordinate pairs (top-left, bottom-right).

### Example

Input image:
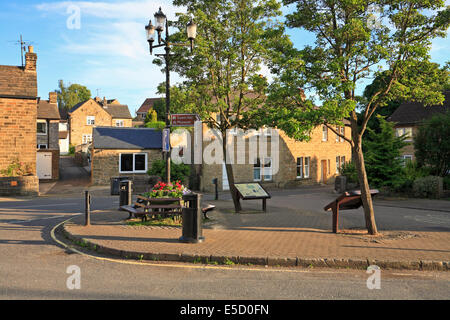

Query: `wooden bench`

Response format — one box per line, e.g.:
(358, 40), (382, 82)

(324, 189), (379, 233)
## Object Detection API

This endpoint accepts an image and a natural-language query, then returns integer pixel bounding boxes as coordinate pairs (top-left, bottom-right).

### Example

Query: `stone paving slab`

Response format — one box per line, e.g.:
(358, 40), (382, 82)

(63, 209), (450, 271)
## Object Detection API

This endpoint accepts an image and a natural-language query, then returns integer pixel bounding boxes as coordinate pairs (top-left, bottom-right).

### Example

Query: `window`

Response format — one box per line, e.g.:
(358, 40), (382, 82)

(263, 157), (273, 181)
(115, 120), (124, 127)
(335, 126), (340, 142)
(37, 144), (47, 149)
(341, 156), (346, 167)
(120, 153), (148, 173)
(396, 127), (412, 141)
(336, 156), (340, 174)
(401, 155), (413, 166)
(328, 159), (330, 174)
(304, 157), (310, 178)
(82, 134), (92, 144)
(322, 125), (328, 141)
(253, 158), (261, 181)
(37, 121), (47, 135)
(297, 157), (310, 178)
(87, 116), (95, 126)
(296, 157), (303, 178)
(340, 127), (345, 142)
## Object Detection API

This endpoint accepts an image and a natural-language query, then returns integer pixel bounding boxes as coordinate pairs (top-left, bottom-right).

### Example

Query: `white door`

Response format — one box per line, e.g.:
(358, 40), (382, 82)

(222, 162), (229, 191)
(37, 152), (52, 180)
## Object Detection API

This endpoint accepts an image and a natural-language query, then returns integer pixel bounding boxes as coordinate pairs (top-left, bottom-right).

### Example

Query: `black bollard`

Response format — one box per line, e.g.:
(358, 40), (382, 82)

(85, 190), (91, 226)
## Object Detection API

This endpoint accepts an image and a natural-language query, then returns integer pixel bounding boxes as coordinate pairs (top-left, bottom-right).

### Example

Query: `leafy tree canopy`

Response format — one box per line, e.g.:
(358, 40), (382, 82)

(56, 80), (91, 110)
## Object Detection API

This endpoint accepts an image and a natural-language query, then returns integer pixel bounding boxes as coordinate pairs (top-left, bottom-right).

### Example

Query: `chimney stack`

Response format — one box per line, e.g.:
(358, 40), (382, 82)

(49, 92), (57, 104)
(24, 46), (37, 72)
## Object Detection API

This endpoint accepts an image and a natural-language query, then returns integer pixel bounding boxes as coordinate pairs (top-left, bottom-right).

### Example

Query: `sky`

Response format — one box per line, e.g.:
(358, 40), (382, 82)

(0, 0), (448, 115)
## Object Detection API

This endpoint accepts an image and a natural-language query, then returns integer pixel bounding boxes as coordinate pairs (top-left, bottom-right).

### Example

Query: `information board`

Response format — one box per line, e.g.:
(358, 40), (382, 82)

(234, 183), (270, 199)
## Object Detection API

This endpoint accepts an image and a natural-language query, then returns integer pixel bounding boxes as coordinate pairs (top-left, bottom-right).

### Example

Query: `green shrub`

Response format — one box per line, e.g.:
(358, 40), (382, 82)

(340, 161), (358, 184)
(412, 176), (443, 199)
(68, 144), (75, 155)
(147, 159), (191, 184)
(443, 176), (450, 190)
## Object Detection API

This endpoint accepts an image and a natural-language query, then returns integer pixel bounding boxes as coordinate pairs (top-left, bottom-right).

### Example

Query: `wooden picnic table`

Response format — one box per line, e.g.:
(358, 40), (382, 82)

(121, 195), (183, 221)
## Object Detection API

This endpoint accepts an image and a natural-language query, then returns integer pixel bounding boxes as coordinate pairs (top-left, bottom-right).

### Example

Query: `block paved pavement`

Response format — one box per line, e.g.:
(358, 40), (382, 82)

(62, 187), (450, 270)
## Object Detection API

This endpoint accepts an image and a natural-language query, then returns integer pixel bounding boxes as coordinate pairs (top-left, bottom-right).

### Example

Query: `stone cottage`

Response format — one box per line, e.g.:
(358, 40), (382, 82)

(36, 92), (60, 181)
(91, 127), (163, 186)
(68, 97), (133, 147)
(387, 90), (450, 163)
(0, 46), (39, 195)
(190, 121), (352, 193)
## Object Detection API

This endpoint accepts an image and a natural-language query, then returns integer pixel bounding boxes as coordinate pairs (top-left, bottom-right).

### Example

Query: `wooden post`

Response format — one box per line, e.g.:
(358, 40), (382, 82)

(262, 198), (266, 212)
(332, 201), (339, 233)
(85, 190), (91, 226)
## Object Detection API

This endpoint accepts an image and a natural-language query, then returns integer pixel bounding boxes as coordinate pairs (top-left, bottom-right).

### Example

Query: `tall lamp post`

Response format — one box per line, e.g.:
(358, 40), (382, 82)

(145, 7), (197, 183)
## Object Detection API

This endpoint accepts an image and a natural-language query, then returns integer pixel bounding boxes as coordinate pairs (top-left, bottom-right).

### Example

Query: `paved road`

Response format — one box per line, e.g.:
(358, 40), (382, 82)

(0, 191), (449, 300)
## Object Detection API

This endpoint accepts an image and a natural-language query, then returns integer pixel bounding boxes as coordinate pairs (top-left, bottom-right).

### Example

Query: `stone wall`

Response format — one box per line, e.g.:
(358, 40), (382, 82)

(0, 98), (37, 175)
(0, 176), (39, 196)
(91, 148), (163, 186)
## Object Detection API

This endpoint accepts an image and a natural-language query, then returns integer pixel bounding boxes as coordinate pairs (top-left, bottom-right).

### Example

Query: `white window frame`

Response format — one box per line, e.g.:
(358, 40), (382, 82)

(304, 157), (310, 178)
(322, 125), (328, 142)
(86, 116), (95, 126)
(37, 120), (47, 135)
(115, 119), (124, 127)
(296, 157), (303, 179)
(263, 157), (273, 181)
(119, 153), (148, 174)
(401, 155), (413, 166)
(82, 134), (92, 144)
(253, 158), (262, 181)
(396, 127), (413, 141)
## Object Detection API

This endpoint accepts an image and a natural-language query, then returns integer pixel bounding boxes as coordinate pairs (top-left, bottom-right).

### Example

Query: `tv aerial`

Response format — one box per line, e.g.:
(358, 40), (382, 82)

(8, 34), (35, 67)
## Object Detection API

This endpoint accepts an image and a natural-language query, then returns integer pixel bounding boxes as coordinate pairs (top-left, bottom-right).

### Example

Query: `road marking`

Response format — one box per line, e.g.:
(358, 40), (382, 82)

(8, 213), (82, 224)
(1, 202), (79, 209)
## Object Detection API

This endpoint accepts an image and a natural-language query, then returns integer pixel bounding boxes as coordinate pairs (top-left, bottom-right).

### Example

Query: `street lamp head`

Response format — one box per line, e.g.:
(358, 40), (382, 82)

(154, 7), (166, 32)
(145, 20), (155, 43)
(186, 20), (197, 40)
(186, 20), (197, 53)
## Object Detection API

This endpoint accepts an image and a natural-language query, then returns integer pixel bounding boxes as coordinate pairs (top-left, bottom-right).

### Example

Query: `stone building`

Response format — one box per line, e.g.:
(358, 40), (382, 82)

(36, 92), (60, 181)
(91, 127), (163, 186)
(68, 97), (132, 147)
(387, 90), (450, 163)
(0, 46), (39, 195)
(191, 122), (352, 193)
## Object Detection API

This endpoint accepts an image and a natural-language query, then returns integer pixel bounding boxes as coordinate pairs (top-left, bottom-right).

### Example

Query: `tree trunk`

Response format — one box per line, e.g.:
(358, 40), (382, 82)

(222, 131), (242, 212)
(352, 138), (378, 235)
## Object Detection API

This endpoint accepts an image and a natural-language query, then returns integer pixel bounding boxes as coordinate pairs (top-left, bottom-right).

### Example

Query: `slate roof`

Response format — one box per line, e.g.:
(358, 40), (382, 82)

(137, 98), (163, 114)
(387, 91), (450, 126)
(68, 99), (132, 119)
(37, 100), (60, 120)
(102, 104), (132, 119)
(93, 127), (162, 150)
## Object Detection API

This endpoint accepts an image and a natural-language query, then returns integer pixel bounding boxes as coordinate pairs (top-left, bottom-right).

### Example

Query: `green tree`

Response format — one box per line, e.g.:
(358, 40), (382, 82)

(165, 0), (286, 211)
(56, 80), (91, 110)
(258, 0), (449, 234)
(414, 111), (450, 177)
(363, 116), (407, 189)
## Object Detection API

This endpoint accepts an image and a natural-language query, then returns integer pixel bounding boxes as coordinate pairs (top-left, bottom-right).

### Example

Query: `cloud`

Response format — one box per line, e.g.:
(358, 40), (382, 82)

(36, 0), (181, 20)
